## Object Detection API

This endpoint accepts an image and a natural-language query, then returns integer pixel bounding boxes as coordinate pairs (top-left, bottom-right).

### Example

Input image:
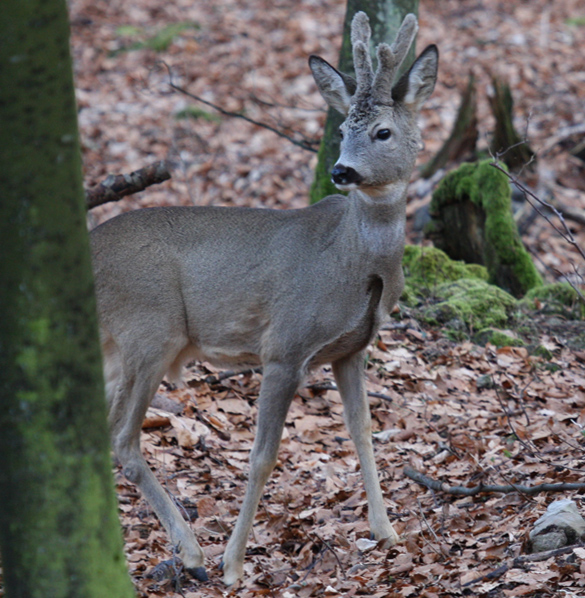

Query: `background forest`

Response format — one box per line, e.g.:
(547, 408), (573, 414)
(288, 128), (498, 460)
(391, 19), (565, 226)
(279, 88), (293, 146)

(4, 0), (585, 597)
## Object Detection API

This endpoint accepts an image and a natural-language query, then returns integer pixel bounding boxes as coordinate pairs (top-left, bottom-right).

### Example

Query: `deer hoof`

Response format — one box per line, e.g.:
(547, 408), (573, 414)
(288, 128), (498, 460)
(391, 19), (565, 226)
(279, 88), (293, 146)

(221, 561), (244, 586)
(186, 566), (209, 582)
(370, 527), (400, 549)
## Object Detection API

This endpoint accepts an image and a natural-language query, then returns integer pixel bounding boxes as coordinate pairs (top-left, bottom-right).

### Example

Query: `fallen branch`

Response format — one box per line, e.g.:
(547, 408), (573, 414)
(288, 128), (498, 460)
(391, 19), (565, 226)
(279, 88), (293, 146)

(202, 367), (262, 386)
(198, 371), (395, 404)
(404, 466), (585, 496)
(86, 160), (171, 209)
(306, 382), (395, 404)
(462, 543), (584, 588)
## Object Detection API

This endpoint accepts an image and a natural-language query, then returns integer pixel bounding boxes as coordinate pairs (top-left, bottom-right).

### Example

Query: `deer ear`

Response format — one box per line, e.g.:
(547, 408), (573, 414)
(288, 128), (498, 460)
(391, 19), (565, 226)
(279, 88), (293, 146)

(392, 45), (438, 112)
(309, 55), (357, 116)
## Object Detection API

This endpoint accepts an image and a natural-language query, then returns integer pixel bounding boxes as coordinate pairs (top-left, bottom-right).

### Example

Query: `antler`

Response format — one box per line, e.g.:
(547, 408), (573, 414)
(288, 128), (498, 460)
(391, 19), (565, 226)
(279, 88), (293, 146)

(372, 14), (418, 104)
(349, 12), (418, 106)
(351, 12), (374, 94)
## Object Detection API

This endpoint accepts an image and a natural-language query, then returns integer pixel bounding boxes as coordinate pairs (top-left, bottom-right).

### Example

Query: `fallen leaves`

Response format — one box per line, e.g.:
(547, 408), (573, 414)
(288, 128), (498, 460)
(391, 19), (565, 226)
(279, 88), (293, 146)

(98, 324), (585, 598)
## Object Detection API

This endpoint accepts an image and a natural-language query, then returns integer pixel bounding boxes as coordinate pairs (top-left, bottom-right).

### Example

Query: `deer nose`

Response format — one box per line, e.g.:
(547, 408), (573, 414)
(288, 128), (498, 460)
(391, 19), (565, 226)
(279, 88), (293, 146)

(331, 164), (363, 186)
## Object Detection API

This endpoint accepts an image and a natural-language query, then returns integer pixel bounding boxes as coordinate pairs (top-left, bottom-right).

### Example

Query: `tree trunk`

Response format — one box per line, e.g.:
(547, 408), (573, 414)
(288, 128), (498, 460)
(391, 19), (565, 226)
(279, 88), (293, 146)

(310, 0), (419, 203)
(0, 2), (135, 597)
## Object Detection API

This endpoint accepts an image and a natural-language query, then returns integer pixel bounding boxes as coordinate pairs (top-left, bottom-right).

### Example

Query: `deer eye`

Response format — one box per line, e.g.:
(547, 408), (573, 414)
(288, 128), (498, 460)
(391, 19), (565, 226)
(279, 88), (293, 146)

(376, 129), (391, 140)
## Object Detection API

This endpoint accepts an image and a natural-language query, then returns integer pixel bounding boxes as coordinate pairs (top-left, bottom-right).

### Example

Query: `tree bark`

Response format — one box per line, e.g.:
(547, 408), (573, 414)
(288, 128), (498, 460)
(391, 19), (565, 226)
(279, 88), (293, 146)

(310, 0), (419, 203)
(0, 2), (135, 597)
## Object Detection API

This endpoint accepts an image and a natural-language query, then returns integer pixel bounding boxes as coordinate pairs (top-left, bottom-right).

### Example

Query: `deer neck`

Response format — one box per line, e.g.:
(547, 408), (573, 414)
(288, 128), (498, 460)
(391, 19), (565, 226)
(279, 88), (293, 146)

(347, 183), (407, 256)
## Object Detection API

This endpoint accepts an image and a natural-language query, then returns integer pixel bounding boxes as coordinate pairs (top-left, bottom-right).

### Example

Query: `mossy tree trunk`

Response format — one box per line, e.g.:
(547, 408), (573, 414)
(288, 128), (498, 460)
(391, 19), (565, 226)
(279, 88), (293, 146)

(0, 2), (135, 597)
(309, 0), (419, 203)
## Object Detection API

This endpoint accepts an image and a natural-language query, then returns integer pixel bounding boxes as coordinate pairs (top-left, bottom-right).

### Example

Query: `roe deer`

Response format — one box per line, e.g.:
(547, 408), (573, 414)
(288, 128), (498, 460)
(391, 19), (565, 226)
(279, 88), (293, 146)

(90, 12), (438, 585)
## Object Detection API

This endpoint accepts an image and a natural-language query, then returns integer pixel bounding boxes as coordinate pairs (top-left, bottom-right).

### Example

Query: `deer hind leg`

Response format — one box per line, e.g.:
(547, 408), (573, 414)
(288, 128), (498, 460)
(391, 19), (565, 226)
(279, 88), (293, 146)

(104, 333), (208, 581)
(221, 362), (301, 585)
(332, 351), (399, 547)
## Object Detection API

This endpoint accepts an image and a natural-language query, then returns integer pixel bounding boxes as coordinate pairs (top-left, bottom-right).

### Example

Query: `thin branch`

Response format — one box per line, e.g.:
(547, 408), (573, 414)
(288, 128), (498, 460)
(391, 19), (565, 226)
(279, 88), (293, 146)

(490, 160), (585, 304)
(203, 367), (262, 386)
(404, 466), (585, 496)
(462, 543), (585, 588)
(495, 384), (584, 475)
(490, 161), (585, 263)
(305, 381), (395, 404)
(540, 123), (585, 155)
(199, 371), (396, 404)
(416, 498), (448, 558)
(86, 160), (172, 209)
(162, 63), (319, 153)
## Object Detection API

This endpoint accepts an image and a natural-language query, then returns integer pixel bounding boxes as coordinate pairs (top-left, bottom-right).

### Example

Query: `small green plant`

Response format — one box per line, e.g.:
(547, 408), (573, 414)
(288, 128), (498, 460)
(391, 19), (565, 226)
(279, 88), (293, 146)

(566, 16), (585, 26)
(175, 106), (221, 123)
(112, 22), (199, 55)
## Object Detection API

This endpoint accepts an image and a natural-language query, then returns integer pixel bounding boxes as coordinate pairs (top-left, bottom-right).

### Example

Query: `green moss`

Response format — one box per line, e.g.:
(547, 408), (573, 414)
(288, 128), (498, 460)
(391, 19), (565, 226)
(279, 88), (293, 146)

(523, 282), (585, 318)
(532, 345), (554, 360)
(402, 245), (488, 290)
(430, 160), (543, 297)
(175, 106), (222, 122)
(420, 278), (517, 330)
(112, 21), (199, 55)
(473, 328), (525, 347)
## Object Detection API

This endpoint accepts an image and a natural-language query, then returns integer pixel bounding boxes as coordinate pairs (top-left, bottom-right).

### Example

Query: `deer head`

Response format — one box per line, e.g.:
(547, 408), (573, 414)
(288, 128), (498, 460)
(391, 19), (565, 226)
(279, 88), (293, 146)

(309, 12), (438, 198)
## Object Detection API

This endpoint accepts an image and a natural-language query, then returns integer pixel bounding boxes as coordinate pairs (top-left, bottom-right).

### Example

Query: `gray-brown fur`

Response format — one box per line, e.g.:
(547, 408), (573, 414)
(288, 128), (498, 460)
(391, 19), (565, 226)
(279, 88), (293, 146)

(91, 12), (438, 586)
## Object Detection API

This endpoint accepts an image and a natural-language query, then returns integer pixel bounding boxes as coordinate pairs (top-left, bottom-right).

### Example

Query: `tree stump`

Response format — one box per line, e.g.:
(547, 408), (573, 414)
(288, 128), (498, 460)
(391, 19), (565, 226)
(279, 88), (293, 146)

(426, 161), (543, 298)
(488, 76), (535, 172)
(420, 72), (478, 179)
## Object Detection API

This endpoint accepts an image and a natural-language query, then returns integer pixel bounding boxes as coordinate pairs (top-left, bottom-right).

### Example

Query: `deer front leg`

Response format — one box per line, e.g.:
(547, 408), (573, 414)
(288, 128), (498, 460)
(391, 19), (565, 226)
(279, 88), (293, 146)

(222, 362), (300, 585)
(332, 352), (399, 547)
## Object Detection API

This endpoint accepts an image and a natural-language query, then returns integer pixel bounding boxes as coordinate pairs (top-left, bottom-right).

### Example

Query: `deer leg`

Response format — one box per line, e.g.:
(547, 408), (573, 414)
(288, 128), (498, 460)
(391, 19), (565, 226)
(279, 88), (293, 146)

(107, 341), (208, 581)
(332, 352), (399, 547)
(221, 362), (300, 585)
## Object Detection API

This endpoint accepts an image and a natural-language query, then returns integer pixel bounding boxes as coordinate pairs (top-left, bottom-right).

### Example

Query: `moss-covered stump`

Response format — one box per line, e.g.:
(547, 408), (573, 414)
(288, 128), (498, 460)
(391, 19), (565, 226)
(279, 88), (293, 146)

(425, 160), (543, 298)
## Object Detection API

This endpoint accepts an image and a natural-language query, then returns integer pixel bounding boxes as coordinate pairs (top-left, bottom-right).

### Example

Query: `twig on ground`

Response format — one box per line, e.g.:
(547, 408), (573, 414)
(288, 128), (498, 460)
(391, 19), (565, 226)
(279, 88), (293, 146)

(86, 160), (172, 209)
(310, 533), (346, 581)
(416, 498), (448, 558)
(305, 382), (395, 404)
(404, 466), (585, 496)
(202, 367), (262, 386)
(462, 543), (585, 588)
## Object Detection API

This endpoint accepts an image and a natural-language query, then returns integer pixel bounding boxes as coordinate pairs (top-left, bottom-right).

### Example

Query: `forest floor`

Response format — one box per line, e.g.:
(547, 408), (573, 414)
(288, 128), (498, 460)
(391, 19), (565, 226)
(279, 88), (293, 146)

(16, 0), (585, 596)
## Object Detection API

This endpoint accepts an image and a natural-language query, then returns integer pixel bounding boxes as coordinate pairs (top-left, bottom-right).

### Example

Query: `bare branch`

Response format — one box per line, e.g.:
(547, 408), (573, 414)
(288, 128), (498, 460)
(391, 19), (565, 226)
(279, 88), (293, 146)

(490, 160), (585, 304)
(462, 543), (585, 588)
(404, 466), (585, 496)
(490, 161), (585, 262)
(86, 160), (172, 209)
(162, 63), (319, 153)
